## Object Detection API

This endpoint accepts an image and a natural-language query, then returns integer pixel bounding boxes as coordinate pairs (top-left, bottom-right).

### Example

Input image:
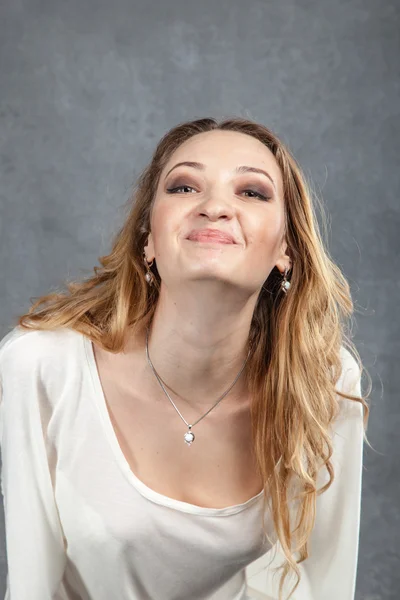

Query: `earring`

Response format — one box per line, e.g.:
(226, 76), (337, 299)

(143, 251), (155, 286)
(280, 266), (291, 294)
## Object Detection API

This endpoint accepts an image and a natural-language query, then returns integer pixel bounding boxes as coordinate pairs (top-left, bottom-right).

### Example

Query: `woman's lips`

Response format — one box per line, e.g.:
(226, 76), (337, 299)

(187, 229), (236, 244)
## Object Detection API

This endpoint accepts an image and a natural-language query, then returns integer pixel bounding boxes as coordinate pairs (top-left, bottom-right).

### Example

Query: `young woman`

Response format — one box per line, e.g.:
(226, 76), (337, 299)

(0, 117), (370, 600)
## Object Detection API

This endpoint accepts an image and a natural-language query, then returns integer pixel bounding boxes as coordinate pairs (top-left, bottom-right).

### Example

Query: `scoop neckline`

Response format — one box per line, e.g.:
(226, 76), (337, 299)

(81, 332), (264, 517)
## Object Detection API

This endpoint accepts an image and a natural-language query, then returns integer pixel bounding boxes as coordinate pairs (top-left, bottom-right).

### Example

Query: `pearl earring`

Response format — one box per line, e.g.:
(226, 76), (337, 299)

(143, 251), (155, 286)
(281, 266), (291, 294)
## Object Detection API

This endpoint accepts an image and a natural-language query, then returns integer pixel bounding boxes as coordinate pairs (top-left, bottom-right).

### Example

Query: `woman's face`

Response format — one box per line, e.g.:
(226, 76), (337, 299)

(145, 129), (290, 295)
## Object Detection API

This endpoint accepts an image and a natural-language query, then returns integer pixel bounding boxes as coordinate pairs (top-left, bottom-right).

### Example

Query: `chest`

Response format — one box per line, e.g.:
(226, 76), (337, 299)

(92, 344), (264, 509)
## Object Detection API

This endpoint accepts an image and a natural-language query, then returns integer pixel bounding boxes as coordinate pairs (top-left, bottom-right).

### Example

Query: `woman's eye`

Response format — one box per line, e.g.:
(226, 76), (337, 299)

(166, 185), (197, 194)
(242, 189), (271, 201)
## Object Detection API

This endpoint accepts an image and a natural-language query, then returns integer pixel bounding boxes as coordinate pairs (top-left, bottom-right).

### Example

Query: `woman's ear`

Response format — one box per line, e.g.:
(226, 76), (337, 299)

(276, 241), (292, 274)
(144, 232), (155, 262)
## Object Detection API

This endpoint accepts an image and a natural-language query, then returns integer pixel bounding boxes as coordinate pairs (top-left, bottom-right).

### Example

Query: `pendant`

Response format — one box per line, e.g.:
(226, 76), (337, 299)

(184, 427), (195, 446)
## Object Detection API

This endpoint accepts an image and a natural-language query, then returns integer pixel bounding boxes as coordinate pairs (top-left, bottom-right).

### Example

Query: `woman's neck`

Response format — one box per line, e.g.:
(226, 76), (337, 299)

(129, 283), (257, 409)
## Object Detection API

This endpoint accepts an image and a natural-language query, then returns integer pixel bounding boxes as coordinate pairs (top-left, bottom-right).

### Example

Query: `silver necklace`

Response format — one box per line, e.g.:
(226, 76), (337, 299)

(145, 327), (251, 446)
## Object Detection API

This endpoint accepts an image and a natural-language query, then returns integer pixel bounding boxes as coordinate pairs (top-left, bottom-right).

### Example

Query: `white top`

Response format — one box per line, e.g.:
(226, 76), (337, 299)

(0, 326), (364, 600)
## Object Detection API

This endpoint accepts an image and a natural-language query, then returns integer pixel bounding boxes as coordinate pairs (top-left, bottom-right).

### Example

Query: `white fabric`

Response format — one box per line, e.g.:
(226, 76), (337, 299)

(0, 326), (364, 600)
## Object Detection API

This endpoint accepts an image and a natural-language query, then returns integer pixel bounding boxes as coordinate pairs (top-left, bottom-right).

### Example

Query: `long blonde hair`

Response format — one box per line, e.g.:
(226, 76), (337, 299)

(14, 117), (371, 599)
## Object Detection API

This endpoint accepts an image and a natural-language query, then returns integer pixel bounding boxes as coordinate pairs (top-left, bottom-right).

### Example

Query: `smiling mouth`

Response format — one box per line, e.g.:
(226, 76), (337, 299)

(188, 238), (233, 245)
(186, 233), (236, 244)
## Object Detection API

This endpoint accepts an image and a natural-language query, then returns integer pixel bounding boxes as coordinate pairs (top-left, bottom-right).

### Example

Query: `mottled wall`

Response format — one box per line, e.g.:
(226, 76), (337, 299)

(0, 0), (399, 597)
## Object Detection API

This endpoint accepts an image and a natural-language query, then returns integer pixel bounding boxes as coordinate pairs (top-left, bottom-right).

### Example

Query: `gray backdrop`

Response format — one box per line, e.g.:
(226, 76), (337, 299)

(0, 0), (399, 598)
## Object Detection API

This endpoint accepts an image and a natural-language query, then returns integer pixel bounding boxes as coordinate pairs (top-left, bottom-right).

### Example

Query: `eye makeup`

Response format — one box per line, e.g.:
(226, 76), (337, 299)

(165, 174), (273, 202)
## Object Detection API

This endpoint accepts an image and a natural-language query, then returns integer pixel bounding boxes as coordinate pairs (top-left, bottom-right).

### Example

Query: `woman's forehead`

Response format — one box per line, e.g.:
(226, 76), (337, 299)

(161, 130), (283, 194)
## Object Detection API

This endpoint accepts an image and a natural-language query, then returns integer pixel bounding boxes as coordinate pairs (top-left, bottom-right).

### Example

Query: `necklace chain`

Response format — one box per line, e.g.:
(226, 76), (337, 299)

(145, 326), (251, 446)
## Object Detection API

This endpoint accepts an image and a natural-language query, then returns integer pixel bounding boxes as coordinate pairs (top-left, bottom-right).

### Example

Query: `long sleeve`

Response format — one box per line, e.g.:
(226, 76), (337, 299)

(0, 328), (67, 599)
(246, 348), (365, 600)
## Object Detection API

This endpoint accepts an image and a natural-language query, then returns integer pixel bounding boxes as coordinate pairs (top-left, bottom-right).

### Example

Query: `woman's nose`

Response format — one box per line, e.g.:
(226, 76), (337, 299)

(196, 190), (235, 221)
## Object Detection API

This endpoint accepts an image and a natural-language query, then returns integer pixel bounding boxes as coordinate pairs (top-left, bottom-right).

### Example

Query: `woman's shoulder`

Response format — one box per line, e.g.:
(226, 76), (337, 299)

(335, 344), (363, 420)
(338, 345), (361, 387)
(0, 325), (83, 378)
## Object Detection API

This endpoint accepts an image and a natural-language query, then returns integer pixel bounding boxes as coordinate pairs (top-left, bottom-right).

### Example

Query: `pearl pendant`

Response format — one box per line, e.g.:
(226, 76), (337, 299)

(184, 430), (195, 446)
(282, 280), (291, 291)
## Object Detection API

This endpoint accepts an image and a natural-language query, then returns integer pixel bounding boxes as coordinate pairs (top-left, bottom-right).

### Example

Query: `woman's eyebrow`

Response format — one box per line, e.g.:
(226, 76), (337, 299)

(164, 161), (276, 190)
